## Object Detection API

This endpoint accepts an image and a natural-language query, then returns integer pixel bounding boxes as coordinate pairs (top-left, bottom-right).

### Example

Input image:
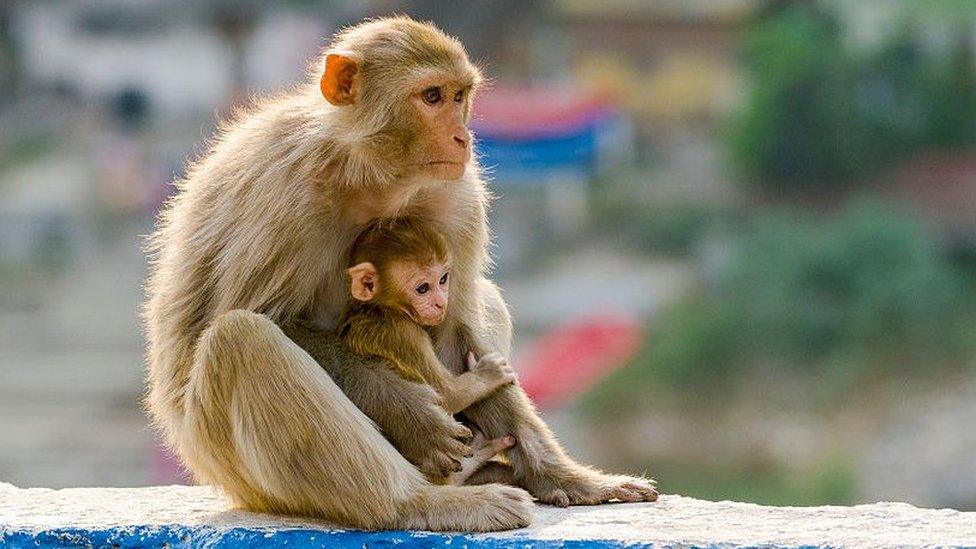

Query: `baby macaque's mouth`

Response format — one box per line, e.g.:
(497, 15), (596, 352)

(424, 313), (447, 325)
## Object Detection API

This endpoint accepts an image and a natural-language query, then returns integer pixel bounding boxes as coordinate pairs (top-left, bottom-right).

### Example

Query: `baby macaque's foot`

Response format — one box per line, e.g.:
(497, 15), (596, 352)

(468, 351), (517, 388)
(447, 429), (517, 485)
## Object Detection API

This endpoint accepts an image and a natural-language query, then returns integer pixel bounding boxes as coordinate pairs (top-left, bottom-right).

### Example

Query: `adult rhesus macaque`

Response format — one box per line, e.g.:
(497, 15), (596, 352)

(144, 16), (655, 532)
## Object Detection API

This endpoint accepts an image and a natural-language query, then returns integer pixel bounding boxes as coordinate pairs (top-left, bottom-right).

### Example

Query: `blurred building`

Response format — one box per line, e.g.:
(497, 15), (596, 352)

(555, 0), (758, 131)
(12, 1), (327, 119)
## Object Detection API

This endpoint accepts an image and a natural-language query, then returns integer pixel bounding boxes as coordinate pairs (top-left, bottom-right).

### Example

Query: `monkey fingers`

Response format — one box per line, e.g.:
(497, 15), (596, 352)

(471, 352), (517, 385)
(411, 408), (474, 478)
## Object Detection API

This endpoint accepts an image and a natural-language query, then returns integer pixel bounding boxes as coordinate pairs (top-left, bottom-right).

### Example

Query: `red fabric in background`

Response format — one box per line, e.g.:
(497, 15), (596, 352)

(516, 315), (643, 410)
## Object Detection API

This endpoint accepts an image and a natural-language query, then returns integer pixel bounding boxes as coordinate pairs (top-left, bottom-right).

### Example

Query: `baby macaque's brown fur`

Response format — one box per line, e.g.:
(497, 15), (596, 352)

(144, 16), (655, 532)
(338, 217), (516, 417)
(336, 217), (517, 485)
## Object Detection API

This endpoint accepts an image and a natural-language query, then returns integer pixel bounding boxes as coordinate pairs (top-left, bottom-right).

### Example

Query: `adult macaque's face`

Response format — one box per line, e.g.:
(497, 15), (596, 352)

(394, 261), (451, 325)
(319, 39), (481, 184)
(410, 79), (472, 180)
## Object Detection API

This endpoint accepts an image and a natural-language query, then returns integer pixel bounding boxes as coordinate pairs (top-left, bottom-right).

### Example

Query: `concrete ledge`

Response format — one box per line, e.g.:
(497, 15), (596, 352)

(2, 483), (975, 548)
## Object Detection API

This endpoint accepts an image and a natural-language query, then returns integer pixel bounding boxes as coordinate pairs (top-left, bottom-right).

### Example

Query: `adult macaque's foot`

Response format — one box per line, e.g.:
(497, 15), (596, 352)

(526, 469), (658, 507)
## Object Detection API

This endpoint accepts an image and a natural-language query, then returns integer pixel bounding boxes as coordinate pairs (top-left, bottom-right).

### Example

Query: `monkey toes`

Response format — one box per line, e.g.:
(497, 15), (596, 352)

(475, 484), (534, 531)
(603, 479), (657, 504)
(530, 473), (658, 507)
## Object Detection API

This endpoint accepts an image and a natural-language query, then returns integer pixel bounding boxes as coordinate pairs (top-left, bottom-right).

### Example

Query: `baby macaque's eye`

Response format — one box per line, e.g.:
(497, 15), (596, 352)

(422, 87), (442, 105)
(416, 282), (430, 295)
(440, 272), (449, 285)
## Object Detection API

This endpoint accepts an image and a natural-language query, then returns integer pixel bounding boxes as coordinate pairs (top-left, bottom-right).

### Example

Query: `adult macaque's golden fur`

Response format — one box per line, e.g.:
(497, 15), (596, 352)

(144, 16), (654, 532)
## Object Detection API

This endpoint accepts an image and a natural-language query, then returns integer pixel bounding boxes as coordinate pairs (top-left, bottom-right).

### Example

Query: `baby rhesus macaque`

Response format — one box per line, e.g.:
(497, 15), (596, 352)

(338, 216), (517, 484)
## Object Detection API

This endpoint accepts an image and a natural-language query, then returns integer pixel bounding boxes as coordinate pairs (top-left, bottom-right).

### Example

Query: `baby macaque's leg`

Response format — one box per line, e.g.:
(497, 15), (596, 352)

(440, 352), (516, 414)
(445, 430), (516, 486)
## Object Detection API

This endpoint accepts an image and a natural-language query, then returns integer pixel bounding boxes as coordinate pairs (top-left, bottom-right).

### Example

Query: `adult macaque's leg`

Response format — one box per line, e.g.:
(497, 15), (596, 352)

(184, 310), (532, 531)
(458, 280), (658, 506)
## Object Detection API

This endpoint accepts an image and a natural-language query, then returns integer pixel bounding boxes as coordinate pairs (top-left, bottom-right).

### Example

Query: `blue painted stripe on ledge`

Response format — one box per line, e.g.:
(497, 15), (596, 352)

(1, 526), (668, 549)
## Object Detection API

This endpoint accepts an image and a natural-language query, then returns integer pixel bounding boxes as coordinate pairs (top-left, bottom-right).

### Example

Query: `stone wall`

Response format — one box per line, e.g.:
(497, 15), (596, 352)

(2, 483), (975, 548)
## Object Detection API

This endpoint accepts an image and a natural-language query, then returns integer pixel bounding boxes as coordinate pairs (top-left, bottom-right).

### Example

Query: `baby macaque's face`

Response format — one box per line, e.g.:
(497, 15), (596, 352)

(392, 261), (450, 326)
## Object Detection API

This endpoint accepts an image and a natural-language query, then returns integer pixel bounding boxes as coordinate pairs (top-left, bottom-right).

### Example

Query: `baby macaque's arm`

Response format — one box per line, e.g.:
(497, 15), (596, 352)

(440, 352), (516, 414)
(345, 312), (515, 414)
(444, 430), (517, 486)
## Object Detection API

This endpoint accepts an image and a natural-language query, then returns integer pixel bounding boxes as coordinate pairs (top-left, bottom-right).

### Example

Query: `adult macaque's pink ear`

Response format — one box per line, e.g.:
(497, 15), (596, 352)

(348, 262), (378, 301)
(321, 52), (361, 106)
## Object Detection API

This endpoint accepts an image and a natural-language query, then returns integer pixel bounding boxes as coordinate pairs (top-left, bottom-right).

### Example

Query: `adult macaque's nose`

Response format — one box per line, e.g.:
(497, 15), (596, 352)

(453, 126), (469, 149)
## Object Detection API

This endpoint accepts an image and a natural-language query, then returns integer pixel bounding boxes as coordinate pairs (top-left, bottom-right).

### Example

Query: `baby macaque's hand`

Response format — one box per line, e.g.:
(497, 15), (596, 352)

(467, 351), (516, 388)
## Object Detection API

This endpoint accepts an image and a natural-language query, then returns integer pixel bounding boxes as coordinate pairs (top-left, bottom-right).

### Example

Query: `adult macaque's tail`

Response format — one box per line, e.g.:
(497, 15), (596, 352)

(178, 309), (532, 531)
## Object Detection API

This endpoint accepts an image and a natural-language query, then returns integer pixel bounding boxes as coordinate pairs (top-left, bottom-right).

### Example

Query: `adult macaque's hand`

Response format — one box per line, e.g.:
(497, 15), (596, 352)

(401, 397), (474, 478)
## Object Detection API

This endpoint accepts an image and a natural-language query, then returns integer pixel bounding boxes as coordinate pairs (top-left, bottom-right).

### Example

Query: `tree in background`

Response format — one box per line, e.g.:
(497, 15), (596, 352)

(588, 200), (974, 407)
(923, 31), (976, 148)
(728, 2), (976, 189)
(727, 4), (866, 188)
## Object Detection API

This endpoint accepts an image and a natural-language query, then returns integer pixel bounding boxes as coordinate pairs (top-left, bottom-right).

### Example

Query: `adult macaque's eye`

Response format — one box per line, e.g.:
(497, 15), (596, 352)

(453, 89), (463, 103)
(440, 272), (449, 285)
(416, 282), (430, 295)
(422, 87), (442, 105)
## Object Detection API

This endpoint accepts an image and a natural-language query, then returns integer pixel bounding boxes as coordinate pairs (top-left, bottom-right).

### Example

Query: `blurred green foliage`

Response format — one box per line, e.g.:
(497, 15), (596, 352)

(728, 4), (976, 188)
(724, 200), (968, 365)
(587, 200), (975, 409)
(727, 5), (864, 186)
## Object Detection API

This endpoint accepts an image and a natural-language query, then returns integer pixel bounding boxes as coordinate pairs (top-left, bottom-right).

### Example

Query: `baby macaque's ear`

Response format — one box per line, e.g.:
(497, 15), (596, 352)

(348, 262), (378, 301)
(320, 51), (361, 106)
